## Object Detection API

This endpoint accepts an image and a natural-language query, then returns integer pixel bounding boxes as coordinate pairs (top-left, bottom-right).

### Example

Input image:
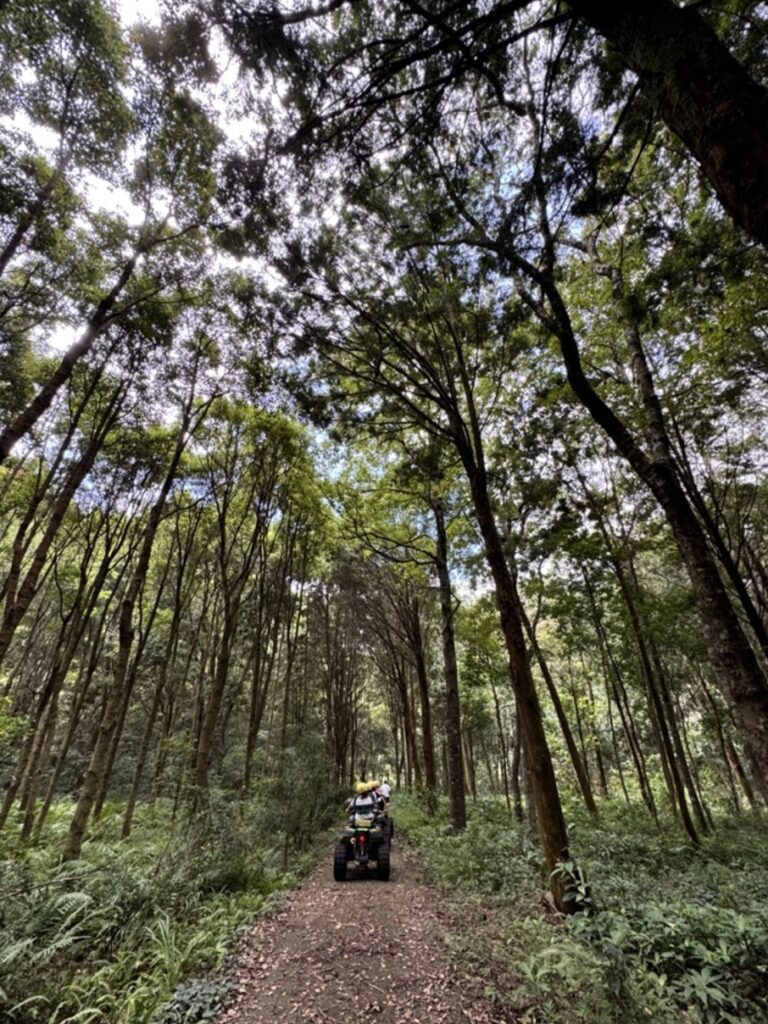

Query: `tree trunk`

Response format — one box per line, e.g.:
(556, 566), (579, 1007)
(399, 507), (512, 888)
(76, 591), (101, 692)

(242, 552), (283, 792)
(698, 672), (760, 811)
(18, 695), (58, 840)
(33, 565), (127, 839)
(193, 611), (238, 800)
(585, 674), (609, 797)
(432, 500), (466, 830)
(490, 679), (513, 815)
(0, 157), (67, 278)
(0, 390), (122, 669)
(672, 683), (713, 830)
(461, 730), (475, 799)
(62, 407), (191, 860)
(521, 605), (597, 815)
(585, 571), (657, 818)
(672, 426), (768, 661)
(510, 720), (523, 822)
(92, 552), (172, 821)
(0, 248), (144, 461)
(456, 470), (571, 897)
(569, 0), (768, 248)
(604, 674), (630, 803)
(612, 554), (700, 841)
(534, 266), (768, 803)
(411, 597), (437, 790)
(121, 675), (164, 840)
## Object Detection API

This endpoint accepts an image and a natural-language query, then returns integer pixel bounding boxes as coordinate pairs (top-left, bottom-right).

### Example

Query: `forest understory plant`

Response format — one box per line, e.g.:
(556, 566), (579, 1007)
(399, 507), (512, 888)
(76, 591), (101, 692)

(0, 777), (342, 1024)
(397, 796), (768, 1024)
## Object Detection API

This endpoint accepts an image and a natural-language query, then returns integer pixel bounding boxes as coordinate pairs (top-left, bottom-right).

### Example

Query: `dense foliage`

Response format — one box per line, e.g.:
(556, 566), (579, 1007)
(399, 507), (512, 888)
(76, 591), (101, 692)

(0, 742), (344, 1023)
(398, 796), (768, 1023)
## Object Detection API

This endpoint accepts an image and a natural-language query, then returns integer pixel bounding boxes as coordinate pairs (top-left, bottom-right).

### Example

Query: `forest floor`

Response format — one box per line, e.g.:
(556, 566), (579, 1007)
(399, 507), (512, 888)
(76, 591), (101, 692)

(217, 841), (508, 1024)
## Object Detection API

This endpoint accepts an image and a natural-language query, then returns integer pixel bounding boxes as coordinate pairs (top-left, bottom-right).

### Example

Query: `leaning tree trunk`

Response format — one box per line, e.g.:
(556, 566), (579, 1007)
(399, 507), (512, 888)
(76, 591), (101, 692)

(0, 247), (145, 462)
(569, 0), (768, 249)
(0, 390), (122, 669)
(529, 264), (768, 804)
(0, 341), (110, 607)
(0, 155), (68, 278)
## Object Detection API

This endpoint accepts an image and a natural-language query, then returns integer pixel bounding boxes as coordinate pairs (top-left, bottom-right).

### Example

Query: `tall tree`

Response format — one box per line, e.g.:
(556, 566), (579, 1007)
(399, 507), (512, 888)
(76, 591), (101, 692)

(282, 228), (575, 904)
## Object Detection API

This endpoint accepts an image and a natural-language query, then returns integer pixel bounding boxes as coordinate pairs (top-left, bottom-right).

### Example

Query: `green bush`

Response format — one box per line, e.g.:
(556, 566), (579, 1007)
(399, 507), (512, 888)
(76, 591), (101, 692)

(398, 795), (768, 1024)
(251, 734), (348, 858)
(151, 977), (236, 1024)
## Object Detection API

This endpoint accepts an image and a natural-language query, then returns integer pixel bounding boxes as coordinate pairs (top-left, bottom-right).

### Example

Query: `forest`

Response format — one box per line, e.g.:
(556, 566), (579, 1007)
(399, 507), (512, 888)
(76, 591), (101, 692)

(1, 1), (768, 1022)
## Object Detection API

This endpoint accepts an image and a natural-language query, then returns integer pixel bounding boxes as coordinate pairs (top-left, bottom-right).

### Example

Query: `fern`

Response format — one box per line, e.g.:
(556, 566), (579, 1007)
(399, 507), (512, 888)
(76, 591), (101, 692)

(34, 890), (93, 934)
(0, 936), (35, 969)
(0, 796), (337, 1024)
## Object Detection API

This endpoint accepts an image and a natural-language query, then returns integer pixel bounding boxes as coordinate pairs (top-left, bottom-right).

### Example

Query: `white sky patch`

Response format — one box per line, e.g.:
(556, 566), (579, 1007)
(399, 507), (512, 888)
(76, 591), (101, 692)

(115, 0), (163, 27)
(82, 172), (146, 225)
(2, 110), (145, 225)
(44, 324), (79, 356)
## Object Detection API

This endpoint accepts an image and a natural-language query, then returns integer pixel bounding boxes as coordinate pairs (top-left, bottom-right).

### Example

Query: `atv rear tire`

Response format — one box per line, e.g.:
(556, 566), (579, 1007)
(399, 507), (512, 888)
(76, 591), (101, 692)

(377, 842), (390, 881)
(333, 841), (348, 881)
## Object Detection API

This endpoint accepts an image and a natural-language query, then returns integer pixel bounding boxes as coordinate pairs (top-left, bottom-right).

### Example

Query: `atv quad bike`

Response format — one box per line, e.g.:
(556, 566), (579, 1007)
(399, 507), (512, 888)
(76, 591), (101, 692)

(333, 815), (390, 881)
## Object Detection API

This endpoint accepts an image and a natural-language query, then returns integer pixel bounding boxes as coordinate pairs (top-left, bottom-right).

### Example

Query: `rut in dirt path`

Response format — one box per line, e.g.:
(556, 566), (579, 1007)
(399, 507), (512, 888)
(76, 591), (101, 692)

(218, 841), (510, 1024)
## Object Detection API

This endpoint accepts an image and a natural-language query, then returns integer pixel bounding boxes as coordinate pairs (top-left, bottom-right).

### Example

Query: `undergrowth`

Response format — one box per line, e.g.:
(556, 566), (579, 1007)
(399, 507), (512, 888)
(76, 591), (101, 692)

(396, 795), (768, 1024)
(0, 748), (345, 1024)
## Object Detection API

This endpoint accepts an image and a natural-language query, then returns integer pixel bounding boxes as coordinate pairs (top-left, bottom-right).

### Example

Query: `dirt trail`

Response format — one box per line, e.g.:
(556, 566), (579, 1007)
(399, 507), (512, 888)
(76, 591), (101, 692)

(219, 840), (508, 1024)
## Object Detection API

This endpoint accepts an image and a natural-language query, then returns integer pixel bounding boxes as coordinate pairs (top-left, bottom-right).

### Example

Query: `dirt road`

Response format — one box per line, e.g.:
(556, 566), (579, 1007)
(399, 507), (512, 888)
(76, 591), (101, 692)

(218, 841), (509, 1024)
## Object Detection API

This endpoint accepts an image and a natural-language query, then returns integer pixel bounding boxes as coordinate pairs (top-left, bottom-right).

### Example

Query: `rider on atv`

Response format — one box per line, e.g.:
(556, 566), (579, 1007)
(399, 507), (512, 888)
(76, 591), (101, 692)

(346, 780), (378, 825)
(336, 780), (391, 881)
(347, 779), (392, 836)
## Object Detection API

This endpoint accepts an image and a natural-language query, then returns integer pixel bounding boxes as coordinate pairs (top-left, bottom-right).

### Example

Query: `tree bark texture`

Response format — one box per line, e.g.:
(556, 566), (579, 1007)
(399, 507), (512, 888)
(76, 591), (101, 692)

(570, 0), (768, 248)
